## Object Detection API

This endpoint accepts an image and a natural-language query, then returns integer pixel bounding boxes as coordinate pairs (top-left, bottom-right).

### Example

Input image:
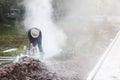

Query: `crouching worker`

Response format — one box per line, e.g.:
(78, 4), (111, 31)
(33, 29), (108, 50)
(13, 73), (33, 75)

(28, 28), (44, 59)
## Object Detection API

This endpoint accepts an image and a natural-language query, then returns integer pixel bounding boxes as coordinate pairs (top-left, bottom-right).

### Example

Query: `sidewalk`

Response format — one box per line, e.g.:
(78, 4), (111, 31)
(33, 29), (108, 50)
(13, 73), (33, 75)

(94, 31), (120, 80)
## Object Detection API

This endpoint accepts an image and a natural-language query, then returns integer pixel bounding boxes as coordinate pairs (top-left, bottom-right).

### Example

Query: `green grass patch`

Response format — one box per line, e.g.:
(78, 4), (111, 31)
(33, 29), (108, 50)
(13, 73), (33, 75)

(0, 20), (29, 56)
(0, 20), (26, 35)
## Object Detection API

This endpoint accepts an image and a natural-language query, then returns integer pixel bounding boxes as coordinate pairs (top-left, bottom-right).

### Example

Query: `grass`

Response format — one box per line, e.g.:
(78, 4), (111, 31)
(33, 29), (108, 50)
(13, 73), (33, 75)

(0, 20), (28, 56)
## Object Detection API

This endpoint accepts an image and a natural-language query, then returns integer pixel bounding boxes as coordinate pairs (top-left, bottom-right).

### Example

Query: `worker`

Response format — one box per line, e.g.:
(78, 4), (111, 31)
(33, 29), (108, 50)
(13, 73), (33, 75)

(28, 27), (44, 58)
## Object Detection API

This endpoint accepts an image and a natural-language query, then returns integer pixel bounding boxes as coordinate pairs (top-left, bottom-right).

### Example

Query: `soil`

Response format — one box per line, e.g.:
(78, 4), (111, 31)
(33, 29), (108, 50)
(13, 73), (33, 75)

(0, 57), (59, 80)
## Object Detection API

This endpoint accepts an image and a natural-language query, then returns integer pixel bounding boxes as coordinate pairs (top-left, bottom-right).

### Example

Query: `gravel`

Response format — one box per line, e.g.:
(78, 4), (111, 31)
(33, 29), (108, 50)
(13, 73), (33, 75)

(0, 57), (59, 80)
